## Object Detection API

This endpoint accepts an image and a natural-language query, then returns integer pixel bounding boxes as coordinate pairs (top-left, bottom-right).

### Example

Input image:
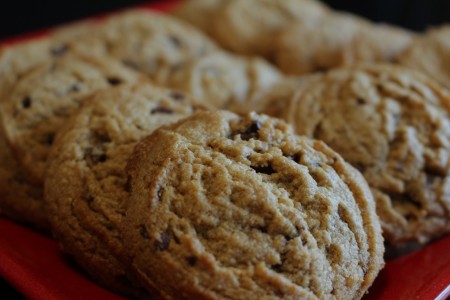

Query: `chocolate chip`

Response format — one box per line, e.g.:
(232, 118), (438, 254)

(151, 107), (173, 114)
(140, 225), (150, 239)
(168, 35), (182, 48)
(45, 133), (55, 145)
(239, 121), (261, 141)
(97, 154), (107, 163)
(255, 225), (268, 233)
(169, 91), (185, 101)
(85, 195), (94, 204)
(125, 175), (132, 193)
(353, 163), (366, 173)
(186, 256), (197, 266)
(68, 83), (82, 93)
(251, 165), (275, 175)
(51, 44), (69, 57)
(107, 77), (123, 86)
(271, 264), (282, 272)
(356, 98), (366, 105)
(22, 96), (32, 108)
(154, 231), (170, 251)
(94, 132), (111, 144)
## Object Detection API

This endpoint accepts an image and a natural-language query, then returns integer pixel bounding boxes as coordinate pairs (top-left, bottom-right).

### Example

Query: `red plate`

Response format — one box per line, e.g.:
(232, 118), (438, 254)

(1, 216), (450, 299)
(1, 1), (450, 299)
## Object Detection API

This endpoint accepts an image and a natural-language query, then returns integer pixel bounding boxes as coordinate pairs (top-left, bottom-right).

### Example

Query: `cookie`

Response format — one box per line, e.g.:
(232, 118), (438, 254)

(55, 9), (219, 83)
(0, 129), (47, 230)
(212, 0), (329, 57)
(274, 13), (414, 75)
(274, 13), (366, 75)
(267, 64), (450, 245)
(172, 0), (226, 36)
(165, 51), (282, 113)
(349, 23), (415, 65)
(44, 83), (209, 297)
(0, 25), (112, 103)
(123, 111), (384, 300)
(0, 39), (55, 102)
(0, 53), (142, 187)
(397, 25), (450, 90)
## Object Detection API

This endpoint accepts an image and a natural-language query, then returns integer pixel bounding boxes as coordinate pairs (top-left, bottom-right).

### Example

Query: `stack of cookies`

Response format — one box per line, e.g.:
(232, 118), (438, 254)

(0, 0), (449, 299)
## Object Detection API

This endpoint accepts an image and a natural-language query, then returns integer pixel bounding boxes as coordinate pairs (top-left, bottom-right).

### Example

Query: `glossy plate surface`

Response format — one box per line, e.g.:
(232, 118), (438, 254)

(0, 1), (449, 299)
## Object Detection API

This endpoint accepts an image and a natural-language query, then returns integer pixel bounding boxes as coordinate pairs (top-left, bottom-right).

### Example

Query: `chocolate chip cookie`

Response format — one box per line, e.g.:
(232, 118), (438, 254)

(274, 13), (414, 75)
(44, 83), (209, 297)
(397, 25), (450, 90)
(0, 53), (142, 187)
(165, 51), (282, 113)
(268, 64), (450, 246)
(212, 0), (329, 57)
(55, 9), (219, 83)
(123, 111), (384, 299)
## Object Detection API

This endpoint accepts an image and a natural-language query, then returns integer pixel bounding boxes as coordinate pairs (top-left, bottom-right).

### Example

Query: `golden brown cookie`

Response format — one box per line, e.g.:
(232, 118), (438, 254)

(44, 83), (209, 297)
(171, 0), (226, 35)
(397, 25), (450, 90)
(123, 111), (384, 300)
(0, 53), (141, 186)
(212, 0), (330, 57)
(266, 64), (450, 246)
(0, 53), (141, 233)
(55, 9), (219, 83)
(274, 13), (414, 75)
(165, 51), (282, 113)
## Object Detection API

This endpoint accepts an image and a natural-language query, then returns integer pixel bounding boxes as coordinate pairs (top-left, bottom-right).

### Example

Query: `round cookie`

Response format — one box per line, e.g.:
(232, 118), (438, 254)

(274, 13), (365, 75)
(165, 51), (282, 113)
(123, 111), (384, 300)
(0, 24), (111, 104)
(44, 83), (209, 297)
(269, 64), (450, 245)
(0, 53), (142, 186)
(212, 0), (329, 57)
(397, 25), (450, 90)
(274, 13), (414, 75)
(54, 9), (219, 84)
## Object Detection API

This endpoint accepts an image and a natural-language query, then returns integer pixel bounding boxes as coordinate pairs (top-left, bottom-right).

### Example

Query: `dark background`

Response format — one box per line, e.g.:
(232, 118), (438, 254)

(0, 0), (449, 297)
(0, 0), (449, 39)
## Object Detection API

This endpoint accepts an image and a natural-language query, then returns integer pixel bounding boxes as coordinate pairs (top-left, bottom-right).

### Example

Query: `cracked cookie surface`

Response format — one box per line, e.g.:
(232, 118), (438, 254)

(123, 111), (383, 300)
(270, 64), (450, 245)
(44, 83), (209, 297)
